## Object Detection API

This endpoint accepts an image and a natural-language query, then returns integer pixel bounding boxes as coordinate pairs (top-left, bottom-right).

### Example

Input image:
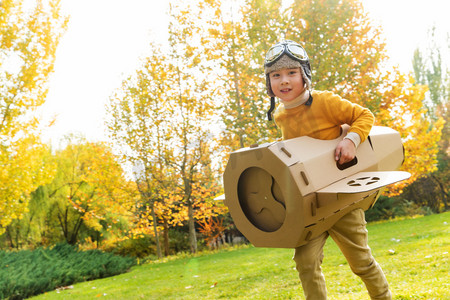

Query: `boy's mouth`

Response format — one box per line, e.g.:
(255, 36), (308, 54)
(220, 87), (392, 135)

(280, 88), (291, 93)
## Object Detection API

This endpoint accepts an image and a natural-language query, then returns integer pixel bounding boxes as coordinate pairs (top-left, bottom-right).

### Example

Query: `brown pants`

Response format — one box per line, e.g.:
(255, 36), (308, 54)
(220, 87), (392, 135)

(293, 209), (392, 300)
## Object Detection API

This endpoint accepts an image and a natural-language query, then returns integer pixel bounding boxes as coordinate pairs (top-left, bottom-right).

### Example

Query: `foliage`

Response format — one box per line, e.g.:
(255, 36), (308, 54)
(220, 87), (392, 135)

(165, 2), (223, 254)
(197, 216), (226, 250)
(377, 71), (444, 195)
(0, 137), (135, 250)
(2, 186), (51, 249)
(46, 136), (134, 246)
(168, 228), (191, 254)
(31, 213), (450, 299)
(106, 236), (157, 259)
(0, 243), (136, 300)
(401, 175), (448, 213)
(0, 0), (68, 232)
(107, 2), (226, 256)
(412, 26), (449, 120)
(288, 0), (386, 112)
(365, 196), (433, 222)
(201, 0), (282, 153)
(106, 44), (174, 258)
(408, 26), (449, 211)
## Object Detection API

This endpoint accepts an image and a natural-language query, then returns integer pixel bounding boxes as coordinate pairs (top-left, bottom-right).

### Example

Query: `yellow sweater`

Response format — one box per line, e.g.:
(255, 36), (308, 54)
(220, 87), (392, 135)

(273, 90), (374, 142)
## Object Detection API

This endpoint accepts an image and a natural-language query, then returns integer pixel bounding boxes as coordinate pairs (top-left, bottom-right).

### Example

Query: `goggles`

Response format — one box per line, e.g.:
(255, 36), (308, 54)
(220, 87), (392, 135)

(265, 41), (308, 67)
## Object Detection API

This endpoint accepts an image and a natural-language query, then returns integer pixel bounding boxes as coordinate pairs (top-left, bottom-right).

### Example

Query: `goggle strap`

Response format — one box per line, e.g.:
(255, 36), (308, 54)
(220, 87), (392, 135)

(267, 97), (275, 121)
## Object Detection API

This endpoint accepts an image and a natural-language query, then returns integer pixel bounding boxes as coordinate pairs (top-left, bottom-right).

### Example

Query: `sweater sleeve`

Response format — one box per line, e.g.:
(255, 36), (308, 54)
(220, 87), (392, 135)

(348, 104), (374, 143)
(328, 93), (375, 143)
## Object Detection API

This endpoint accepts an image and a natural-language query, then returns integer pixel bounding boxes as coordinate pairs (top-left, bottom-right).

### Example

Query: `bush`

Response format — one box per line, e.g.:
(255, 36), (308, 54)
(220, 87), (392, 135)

(169, 228), (190, 253)
(108, 236), (156, 258)
(365, 195), (433, 222)
(0, 243), (136, 299)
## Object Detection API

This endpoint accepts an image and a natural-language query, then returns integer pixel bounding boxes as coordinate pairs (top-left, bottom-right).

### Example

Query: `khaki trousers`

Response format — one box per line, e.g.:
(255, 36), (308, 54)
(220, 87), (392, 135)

(293, 209), (391, 300)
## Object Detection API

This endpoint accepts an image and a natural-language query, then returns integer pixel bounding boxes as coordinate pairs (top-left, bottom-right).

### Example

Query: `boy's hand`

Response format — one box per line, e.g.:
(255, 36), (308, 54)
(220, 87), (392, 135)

(335, 139), (356, 165)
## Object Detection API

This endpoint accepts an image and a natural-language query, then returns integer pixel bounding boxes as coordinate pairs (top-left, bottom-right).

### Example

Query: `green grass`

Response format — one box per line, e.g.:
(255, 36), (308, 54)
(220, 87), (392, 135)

(32, 212), (450, 300)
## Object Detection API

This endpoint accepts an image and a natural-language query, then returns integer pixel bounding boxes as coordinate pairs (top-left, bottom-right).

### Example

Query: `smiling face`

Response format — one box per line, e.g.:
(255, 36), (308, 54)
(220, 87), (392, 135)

(269, 67), (305, 103)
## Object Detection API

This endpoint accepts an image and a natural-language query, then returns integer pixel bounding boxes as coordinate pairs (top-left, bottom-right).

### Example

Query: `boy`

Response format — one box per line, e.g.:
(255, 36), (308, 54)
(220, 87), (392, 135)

(264, 40), (391, 300)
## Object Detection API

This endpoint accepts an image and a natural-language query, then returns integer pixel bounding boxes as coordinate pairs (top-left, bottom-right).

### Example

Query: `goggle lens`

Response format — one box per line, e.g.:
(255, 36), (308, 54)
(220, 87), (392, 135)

(265, 45), (284, 63)
(287, 44), (307, 60)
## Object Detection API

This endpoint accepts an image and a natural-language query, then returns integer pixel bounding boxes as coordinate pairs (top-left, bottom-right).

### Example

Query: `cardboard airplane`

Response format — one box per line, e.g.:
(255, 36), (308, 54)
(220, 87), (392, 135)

(222, 126), (410, 248)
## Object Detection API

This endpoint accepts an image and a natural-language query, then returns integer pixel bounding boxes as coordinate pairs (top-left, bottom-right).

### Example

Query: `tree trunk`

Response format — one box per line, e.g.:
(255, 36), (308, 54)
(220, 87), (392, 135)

(5, 226), (15, 248)
(163, 217), (170, 256)
(188, 199), (197, 253)
(151, 205), (162, 259)
(431, 174), (449, 210)
(69, 214), (84, 245)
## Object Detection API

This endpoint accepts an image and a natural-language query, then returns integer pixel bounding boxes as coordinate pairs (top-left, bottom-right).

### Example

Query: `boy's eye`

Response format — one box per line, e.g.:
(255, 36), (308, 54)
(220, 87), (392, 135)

(270, 73), (280, 78)
(289, 70), (298, 75)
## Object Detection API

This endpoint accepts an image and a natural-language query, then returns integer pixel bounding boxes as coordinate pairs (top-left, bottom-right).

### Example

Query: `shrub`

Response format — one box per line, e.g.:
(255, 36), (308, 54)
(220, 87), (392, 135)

(0, 243), (136, 299)
(169, 228), (190, 253)
(365, 195), (433, 222)
(108, 236), (156, 258)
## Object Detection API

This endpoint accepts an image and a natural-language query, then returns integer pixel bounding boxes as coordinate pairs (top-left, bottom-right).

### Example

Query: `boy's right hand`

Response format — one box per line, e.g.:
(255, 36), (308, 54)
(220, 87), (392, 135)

(335, 139), (356, 165)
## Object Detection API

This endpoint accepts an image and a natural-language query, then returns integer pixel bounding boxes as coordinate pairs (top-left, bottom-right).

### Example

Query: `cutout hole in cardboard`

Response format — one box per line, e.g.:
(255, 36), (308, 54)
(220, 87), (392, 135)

(237, 167), (286, 232)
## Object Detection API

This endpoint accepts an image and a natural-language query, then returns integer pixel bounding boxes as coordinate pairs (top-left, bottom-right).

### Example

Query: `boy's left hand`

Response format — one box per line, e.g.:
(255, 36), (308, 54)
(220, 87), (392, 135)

(335, 139), (356, 165)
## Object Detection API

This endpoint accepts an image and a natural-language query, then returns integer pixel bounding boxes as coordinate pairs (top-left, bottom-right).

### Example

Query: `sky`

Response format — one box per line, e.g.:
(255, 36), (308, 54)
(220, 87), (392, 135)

(40, 0), (170, 146)
(40, 0), (450, 147)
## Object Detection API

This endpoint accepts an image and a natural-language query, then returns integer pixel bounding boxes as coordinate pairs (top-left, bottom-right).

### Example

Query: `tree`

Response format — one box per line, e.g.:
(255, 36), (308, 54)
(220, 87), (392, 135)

(287, 0), (387, 112)
(192, 168), (228, 249)
(107, 45), (173, 258)
(201, 0), (283, 154)
(376, 70), (444, 195)
(412, 26), (448, 120)
(2, 185), (50, 248)
(0, 0), (68, 231)
(164, 2), (221, 253)
(406, 26), (449, 211)
(0, 137), (135, 249)
(47, 136), (132, 245)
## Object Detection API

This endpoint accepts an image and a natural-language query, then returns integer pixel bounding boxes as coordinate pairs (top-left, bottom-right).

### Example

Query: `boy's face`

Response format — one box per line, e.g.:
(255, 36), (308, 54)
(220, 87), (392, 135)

(269, 67), (305, 103)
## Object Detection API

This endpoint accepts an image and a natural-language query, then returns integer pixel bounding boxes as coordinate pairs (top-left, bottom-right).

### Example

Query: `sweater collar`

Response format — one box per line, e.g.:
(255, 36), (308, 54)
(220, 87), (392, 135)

(280, 89), (311, 109)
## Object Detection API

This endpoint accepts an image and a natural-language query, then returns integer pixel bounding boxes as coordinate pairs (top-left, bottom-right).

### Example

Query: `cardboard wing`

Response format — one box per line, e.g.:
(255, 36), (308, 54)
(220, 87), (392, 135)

(316, 171), (410, 215)
(222, 126), (411, 248)
(317, 171), (411, 194)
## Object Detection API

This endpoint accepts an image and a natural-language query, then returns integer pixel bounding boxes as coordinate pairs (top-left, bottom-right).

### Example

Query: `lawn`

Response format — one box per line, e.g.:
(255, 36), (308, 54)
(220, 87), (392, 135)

(32, 212), (450, 300)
